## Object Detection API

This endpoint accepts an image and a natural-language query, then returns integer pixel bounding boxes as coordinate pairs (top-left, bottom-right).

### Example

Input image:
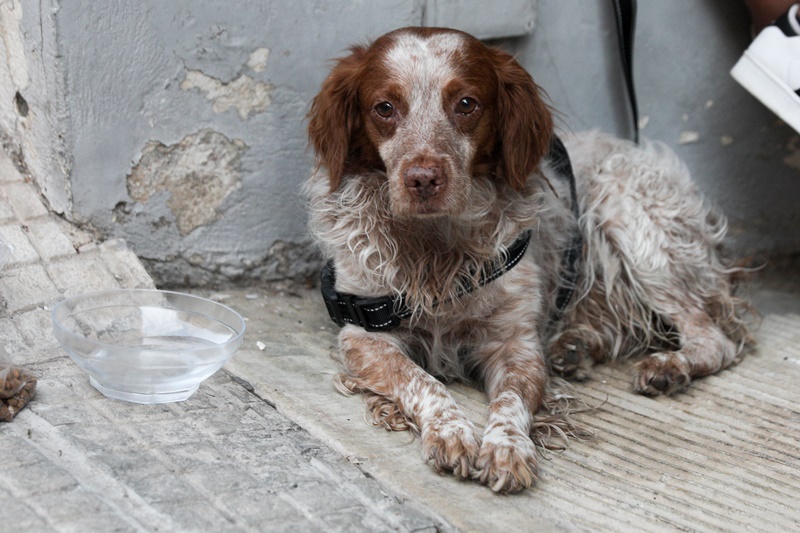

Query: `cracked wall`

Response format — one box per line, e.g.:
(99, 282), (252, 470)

(53, 1), (428, 286)
(126, 129), (246, 236)
(4, 0), (799, 287)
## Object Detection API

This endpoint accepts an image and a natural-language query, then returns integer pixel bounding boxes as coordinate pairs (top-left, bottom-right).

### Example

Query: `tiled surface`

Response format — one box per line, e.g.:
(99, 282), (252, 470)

(4, 368), (435, 532)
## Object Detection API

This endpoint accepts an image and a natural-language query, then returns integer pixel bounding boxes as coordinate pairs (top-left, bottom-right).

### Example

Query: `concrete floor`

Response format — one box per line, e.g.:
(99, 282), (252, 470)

(197, 260), (800, 532)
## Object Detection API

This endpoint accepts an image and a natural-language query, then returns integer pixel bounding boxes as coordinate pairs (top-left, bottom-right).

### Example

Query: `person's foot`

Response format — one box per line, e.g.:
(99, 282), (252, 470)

(731, 3), (800, 133)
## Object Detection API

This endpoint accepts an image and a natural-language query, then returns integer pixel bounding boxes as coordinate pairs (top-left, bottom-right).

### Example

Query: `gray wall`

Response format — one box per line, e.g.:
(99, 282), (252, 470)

(1, 0), (798, 286)
(60, 1), (426, 285)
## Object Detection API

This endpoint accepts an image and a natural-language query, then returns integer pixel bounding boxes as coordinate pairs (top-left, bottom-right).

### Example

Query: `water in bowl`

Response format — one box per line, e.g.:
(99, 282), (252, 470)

(87, 335), (229, 404)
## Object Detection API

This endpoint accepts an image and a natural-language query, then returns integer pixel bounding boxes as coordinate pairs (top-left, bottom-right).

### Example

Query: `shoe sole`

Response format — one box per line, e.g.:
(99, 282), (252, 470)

(731, 52), (800, 134)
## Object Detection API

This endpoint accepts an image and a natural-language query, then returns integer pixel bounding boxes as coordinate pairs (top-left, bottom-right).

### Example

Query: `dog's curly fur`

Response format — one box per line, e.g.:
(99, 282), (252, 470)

(305, 27), (753, 493)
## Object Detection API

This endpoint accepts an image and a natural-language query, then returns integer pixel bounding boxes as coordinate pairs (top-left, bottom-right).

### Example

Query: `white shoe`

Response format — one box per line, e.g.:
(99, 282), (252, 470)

(731, 4), (800, 134)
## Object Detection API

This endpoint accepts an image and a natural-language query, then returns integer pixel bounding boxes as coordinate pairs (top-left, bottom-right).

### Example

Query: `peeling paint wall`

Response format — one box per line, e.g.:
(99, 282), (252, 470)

(126, 129), (246, 236)
(57, 0), (427, 285)
(2, 0), (799, 287)
(180, 69), (272, 120)
(0, 1), (28, 92)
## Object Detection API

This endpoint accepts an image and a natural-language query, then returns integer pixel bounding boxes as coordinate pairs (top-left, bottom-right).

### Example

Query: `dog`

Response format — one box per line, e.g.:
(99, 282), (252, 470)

(305, 27), (752, 493)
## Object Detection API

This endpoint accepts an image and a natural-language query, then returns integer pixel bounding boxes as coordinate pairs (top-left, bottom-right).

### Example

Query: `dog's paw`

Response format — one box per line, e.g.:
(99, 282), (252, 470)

(548, 335), (592, 381)
(634, 351), (691, 396)
(421, 417), (481, 479)
(475, 429), (538, 493)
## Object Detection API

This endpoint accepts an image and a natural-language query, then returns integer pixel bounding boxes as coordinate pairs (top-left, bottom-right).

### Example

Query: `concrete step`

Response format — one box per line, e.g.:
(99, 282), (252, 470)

(216, 284), (800, 532)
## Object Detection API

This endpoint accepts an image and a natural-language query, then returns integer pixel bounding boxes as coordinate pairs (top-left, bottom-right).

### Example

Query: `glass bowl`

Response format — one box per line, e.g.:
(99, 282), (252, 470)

(52, 289), (245, 404)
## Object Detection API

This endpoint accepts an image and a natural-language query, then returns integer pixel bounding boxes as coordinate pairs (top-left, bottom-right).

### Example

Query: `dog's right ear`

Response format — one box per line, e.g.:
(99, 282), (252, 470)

(307, 46), (368, 192)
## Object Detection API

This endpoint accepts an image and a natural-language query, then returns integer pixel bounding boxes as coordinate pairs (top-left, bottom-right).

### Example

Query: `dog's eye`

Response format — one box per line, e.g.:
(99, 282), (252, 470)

(456, 97), (478, 115)
(374, 101), (395, 119)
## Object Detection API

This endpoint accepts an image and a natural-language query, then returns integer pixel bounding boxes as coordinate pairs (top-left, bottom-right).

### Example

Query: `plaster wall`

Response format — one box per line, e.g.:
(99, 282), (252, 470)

(1, 0), (798, 286)
(60, 0), (428, 285)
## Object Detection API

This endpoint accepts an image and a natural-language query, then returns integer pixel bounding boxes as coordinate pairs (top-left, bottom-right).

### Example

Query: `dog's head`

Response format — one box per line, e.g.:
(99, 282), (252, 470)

(308, 27), (553, 217)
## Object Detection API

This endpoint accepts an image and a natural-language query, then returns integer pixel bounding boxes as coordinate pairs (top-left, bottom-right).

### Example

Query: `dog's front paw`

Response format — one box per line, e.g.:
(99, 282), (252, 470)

(421, 417), (481, 479)
(634, 351), (691, 396)
(475, 429), (538, 493)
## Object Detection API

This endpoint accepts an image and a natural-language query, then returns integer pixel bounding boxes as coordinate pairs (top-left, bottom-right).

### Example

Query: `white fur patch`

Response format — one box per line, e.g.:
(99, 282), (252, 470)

(383, 32), (463, 89)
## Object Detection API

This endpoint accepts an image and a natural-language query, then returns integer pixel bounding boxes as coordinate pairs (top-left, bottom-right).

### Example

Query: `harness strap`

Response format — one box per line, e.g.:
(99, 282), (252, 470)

(320, 230), (532, 332)
(549, 136), (582, 324)
(319, 135), (583, 332)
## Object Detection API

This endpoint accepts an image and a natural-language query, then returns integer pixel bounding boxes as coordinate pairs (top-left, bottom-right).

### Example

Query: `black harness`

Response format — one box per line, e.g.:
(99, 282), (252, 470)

(319, 135), (582, 333)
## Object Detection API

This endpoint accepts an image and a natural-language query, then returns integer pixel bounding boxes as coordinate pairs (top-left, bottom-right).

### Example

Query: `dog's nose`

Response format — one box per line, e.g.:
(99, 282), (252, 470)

(403, 164), (446, 198)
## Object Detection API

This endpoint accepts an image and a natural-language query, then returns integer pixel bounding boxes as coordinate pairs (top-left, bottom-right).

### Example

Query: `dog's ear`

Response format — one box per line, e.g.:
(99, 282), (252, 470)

(492, 49), (553, 192)
(307, 46), (368, 192)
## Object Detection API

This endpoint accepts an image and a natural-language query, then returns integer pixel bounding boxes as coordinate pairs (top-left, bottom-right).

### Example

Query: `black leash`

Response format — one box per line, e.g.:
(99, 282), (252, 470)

(319, 136), (582, 332)
(548, 137), (582, 324)
(612, 0), (640, 144)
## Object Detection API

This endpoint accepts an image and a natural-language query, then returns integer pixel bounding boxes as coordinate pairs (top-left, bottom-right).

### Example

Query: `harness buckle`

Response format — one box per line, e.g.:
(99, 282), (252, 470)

(320, 261), (346, 327)
(321, 260), (401, 331)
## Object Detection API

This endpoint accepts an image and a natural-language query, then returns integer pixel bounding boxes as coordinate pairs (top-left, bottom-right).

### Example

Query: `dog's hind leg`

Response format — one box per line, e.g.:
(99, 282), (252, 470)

(561, 132), (752, 394)
(633, 309), (739, 396)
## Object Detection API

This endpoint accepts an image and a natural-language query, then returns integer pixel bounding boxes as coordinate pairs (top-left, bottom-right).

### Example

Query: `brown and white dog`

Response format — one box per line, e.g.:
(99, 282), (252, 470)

(305, 27), (752, 493)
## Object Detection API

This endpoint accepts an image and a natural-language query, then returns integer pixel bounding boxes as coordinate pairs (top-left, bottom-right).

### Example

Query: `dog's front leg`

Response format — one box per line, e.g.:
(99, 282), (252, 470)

(474, 334), (547, 493)
(337, 327), (481, 479)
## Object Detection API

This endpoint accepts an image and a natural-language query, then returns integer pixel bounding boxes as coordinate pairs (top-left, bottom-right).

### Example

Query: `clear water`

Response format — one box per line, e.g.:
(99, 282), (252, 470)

(136, 335), (220, 352)
(80, 335), (228, 398)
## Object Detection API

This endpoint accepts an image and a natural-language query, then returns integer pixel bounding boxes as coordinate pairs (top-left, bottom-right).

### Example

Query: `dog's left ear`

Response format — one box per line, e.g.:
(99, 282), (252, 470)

(492, 49), (553, 192)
